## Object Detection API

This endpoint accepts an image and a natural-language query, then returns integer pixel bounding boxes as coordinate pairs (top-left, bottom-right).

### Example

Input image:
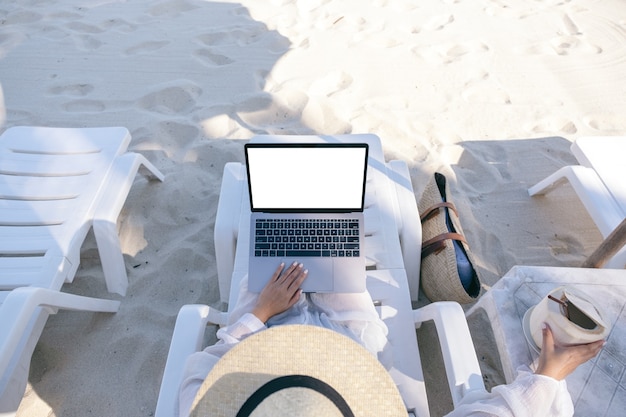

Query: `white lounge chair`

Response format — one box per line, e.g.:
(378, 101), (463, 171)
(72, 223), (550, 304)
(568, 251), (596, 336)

(0, 126), (164, 414)
(529, 136), (626, 268)
(156, 134), (485, 417)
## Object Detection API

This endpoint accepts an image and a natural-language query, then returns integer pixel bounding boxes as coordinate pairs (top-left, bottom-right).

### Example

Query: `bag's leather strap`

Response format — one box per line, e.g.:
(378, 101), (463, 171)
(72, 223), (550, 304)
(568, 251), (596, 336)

(421, 232), (467, 258)
(420, 201), (458, 222)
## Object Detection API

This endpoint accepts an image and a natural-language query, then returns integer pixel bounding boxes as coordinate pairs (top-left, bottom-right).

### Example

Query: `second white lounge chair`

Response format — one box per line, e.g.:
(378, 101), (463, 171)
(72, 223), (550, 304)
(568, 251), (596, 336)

(0, 126), (164, 414)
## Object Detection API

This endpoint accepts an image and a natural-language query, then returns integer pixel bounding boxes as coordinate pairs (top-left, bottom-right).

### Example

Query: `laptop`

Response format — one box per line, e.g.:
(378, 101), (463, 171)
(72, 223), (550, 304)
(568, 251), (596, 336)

(245, 142), (369, 293)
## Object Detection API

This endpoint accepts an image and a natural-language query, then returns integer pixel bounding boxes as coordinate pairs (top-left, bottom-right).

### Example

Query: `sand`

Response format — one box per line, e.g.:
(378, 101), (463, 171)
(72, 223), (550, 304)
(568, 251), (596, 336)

(1, 0), (625, 415)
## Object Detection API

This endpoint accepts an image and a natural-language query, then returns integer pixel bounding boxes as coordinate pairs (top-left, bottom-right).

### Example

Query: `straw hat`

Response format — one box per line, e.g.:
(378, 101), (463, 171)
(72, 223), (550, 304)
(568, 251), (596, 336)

(190, 325), (406, 417)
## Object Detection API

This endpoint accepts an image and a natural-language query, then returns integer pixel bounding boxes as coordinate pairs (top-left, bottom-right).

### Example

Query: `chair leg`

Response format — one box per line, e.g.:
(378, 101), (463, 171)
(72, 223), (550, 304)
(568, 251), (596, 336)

(582, 217), (626, 268)
(0, 288), (119, 413)
(93, 219), (128, 295)
(136, 154), (165, 182)
(0, 288), (119, 382)
(528, 166), (575, 197)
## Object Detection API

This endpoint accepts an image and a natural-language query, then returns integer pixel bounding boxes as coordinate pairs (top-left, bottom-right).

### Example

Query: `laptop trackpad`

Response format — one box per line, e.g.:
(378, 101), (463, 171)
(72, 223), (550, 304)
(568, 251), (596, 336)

(281, 257), (333, 293)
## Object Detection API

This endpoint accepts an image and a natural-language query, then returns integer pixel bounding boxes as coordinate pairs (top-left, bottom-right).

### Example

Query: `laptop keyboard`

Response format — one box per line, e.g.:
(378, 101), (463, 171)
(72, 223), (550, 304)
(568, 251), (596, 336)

(254, 218), (361, 258)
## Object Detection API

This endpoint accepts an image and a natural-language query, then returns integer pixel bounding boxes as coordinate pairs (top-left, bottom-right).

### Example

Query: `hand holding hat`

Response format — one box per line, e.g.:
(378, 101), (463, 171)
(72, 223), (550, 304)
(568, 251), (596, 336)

(535, 323), (605, 381)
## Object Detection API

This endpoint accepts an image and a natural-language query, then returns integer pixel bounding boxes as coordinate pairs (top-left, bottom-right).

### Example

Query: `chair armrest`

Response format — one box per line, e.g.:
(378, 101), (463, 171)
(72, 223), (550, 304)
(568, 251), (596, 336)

(94, 152), (164, 225)
(528, 165), (624, 237)
(214, 163), (246, 304)
(155, 305), (227, 417)
(413, 302), (486, 407)
(388, 160), (422, 302)
(92, 153), (164, 296)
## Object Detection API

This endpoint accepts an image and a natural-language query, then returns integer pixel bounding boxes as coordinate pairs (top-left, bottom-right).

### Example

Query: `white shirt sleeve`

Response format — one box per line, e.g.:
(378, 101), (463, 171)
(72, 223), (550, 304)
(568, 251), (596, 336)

(445, 369), (574, 417)
(177, 313), (266, 417)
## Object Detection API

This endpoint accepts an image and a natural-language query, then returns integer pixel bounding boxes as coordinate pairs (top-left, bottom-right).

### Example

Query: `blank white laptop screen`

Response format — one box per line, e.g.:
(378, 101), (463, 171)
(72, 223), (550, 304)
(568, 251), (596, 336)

(245, 144), (368, 212)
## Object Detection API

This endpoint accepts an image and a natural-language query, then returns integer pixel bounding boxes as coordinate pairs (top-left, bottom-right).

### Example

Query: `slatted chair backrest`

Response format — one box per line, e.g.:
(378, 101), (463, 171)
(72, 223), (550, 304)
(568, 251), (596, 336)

(0, 126), (130, 290)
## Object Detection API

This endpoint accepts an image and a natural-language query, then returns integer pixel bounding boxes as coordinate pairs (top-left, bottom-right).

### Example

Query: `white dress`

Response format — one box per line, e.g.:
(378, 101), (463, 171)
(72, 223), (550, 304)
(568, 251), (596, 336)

(178, 276), (574, 417)
(178, 275), (388, 417)
(446, 370), (574, 417)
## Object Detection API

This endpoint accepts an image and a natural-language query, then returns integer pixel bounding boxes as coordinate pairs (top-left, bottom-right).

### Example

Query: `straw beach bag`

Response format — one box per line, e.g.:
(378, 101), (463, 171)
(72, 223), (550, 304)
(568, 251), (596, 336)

(418, 173), (481, 304)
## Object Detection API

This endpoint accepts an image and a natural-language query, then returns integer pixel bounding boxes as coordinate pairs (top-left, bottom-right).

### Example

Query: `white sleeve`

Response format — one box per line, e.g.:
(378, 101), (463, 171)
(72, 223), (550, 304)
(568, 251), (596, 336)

(178, 313), (266, 417)
(445, 370), (574, 417)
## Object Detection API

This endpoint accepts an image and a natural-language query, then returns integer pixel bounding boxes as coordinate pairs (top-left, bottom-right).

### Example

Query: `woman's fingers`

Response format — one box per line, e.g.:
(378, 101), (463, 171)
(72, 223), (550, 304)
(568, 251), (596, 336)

(536, 322), (605, 380)
(290, 267), (308, 290)
(253, 262), (306, 323)
(277, 262), (307, 301)
(270, 262), (286, 282)
(576, 339), (605, 361)
(541, 323), (555, 353)
(288, 269), (307, 304)
(276, 261), (299, 282)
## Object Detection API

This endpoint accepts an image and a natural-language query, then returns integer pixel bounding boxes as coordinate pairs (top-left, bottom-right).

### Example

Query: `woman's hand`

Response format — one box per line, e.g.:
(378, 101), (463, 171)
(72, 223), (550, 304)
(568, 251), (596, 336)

(252, 262), (308, 323)
(535, 323), (605, 380)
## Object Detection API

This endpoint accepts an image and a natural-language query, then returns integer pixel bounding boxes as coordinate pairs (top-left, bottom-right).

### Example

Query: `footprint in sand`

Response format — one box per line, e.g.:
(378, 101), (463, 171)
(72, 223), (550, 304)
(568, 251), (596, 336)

(196, 33), (232, 47)
(49, 11), (83, 20)
(483, 0), (545, 19)
(446, 41), (489, 58)
(331, 15), (368, 34)
(484, 5), (531, 19)
(462, 86), (511, 105)
(48, 83), (95, 97)
(75, 35), (104, 51)
(549, 36), (602, 55)
(2, 10), (43, 25)
(583, 114), (624, 132)
(518, 36), (602, 55)
(6, 109), (32, 123)
(414, 41), (489, 65)
(549, 233), (585, 260)
(154, 120), (201, 161)
(461, 70), (511, 104)
(63, 99), (106, 113)
(65, 21), (105, 34)
(137, 83), (202, 115)
(524, 117), (578, 135)
(515, 14), (602, 55)
(125, 41), (170, 55)
(196, 27), (288, 52)
(101, 18), (138, 34)
(149, 0), (199, 18)
(0, 32), (25, 54)
(63, 21), (106, 50)
(39, 25), (70, 40)
(193, 49), (234, 66)
(423, 14), (455, 31)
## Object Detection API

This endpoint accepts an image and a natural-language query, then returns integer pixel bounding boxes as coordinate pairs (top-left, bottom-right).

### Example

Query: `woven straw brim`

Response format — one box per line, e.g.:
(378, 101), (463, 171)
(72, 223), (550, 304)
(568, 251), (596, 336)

(418, 174), (479, 304)
(190, 324), (406, 417)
